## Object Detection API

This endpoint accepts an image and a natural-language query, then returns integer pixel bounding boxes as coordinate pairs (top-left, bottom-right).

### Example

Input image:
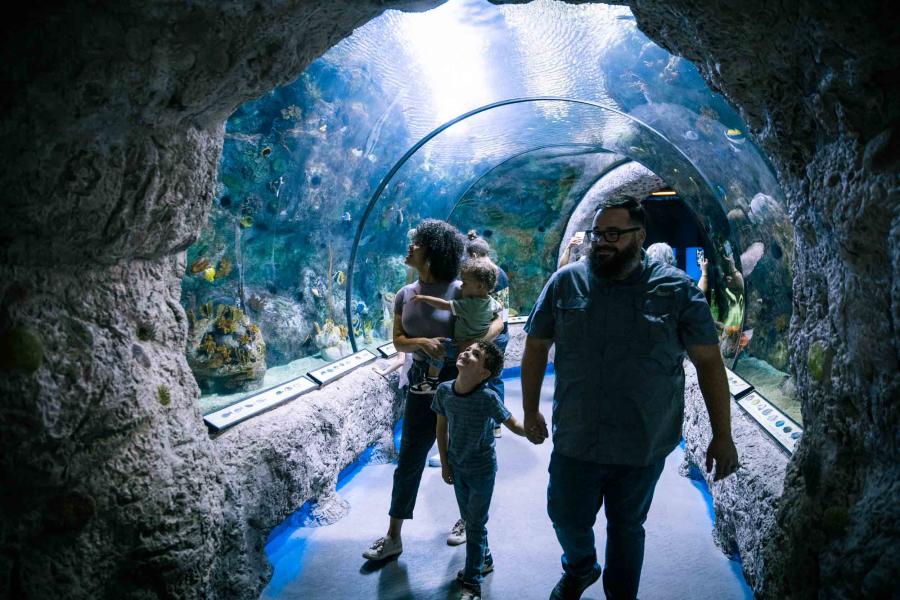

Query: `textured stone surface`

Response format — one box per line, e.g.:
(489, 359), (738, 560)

(681, 361), (789, 591)
(1, 1), (896, 598)
(209, 368), (402, 596)
(628, 2), (900, 597)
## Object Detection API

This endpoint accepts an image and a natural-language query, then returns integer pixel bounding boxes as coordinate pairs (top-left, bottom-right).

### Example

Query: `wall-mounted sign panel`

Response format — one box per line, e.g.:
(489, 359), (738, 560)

(737, 391), (803, 454)
(377, 342), (397, 358)
(507, 316), (528, 325)
(307, 349), (378, 386)
(204, 375), (319, 432)
(724, 367), (754, 399)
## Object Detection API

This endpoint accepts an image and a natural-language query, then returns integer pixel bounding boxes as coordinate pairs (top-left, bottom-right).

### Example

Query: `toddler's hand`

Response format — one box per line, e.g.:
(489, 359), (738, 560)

(441, 463), (454, 485)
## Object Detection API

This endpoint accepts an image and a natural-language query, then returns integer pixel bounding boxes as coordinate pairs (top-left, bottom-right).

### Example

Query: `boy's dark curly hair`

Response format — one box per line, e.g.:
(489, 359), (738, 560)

(474, 340), (504, 380)
(412, 219), (464, 282)
(460, 257), (498, 292)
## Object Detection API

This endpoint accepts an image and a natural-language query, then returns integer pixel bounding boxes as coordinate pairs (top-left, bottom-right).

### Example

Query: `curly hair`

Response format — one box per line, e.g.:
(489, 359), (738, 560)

(465, 230), (492, 258)
(474, 340), (504, 380)
(412, 219), (464, 282)
(460, 257), (498, 291)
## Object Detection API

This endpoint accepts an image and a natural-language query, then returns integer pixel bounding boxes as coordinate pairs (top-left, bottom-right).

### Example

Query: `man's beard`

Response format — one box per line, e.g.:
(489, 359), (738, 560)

(589, 238), (642, 278)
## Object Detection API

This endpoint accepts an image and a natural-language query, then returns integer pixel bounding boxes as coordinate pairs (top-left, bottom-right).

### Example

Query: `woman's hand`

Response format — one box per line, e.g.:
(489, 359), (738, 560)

(418, 337), (448, 359)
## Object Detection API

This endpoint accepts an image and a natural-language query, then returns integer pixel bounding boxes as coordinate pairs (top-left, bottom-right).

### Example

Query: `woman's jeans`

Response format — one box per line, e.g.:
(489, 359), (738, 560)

(547, 451), (666, 600)
(453, 468), (495, 585)
(388, 358), (458, 519)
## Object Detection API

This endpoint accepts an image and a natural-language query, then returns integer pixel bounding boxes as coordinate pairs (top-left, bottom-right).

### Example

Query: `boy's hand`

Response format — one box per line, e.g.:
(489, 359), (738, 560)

(441, 463), (454, 485)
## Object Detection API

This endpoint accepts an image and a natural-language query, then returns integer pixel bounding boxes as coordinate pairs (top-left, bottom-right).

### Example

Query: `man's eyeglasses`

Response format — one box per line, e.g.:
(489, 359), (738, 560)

(586, 227), (642, 243)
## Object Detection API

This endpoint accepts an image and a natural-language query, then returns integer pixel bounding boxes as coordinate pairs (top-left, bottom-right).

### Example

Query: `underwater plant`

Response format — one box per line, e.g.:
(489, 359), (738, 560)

(216, 315), (238, 335)
(157, 385), (171, 406)
(217, 257), (233, 278)
(190, 257), (210, 273)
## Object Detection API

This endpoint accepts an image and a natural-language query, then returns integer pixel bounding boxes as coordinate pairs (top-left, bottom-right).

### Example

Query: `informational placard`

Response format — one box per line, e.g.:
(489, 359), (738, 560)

(204, 375), (319, 432)
(507, 315), (529, 325)
(724, 367), (754, 399)
(377, 342), (398, 358)
(737, 391), (803, 454)
(307, 349), (378, 386)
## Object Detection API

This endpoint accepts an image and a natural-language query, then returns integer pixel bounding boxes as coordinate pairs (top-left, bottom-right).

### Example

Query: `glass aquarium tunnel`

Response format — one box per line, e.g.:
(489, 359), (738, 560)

(344, 96), (730, 350)
(183, 0), (798, 425)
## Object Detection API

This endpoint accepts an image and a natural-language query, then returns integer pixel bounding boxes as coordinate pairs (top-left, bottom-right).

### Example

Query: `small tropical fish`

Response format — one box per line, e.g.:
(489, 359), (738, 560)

(355, 301), (368, 315)
(311, 288), (320, 298)
(395, 207), (404, 225)
(239, 216), (253, 228)
(350, 148), (363, 158)
(203, 267), (216, 282)
(341, 212), (352, 222)
(725, 128), (747, 144)
(318, 123), (328, 133)
(334, 271), (346, 285)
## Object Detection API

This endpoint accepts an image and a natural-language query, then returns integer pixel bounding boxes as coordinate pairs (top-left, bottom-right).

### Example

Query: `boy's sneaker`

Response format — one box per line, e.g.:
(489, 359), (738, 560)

(456, 553), (494, 581)
(409, 377), (439, 395)
(493, 426), (502, 438)
(549, 564), (601, 599)
(447, 518), (466, 545)
(459, 581), (481, 600)
(427, 453), (441, 467)
(362, 536), (403, 561)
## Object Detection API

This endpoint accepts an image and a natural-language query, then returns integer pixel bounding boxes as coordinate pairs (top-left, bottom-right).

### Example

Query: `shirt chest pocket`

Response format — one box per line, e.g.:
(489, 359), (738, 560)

(555, 296), (590, 350)
(638, 294), (676, 342)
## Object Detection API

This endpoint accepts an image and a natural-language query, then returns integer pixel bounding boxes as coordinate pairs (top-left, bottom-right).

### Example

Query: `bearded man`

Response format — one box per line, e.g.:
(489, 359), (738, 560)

(521, 197), (739, 600)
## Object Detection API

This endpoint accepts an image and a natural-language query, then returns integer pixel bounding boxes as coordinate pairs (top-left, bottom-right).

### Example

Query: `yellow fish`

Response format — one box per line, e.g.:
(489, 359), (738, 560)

(203, 267), (216, 282)
(336, 271), (346, 285)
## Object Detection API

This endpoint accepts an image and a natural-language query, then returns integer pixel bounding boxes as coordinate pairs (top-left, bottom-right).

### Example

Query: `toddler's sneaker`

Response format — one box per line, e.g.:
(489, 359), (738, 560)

(409, 377), (439, 395)
(362, 535), (403, 561)
(456, 553), (494, 580)
(459, 581), (481, 600)
(427, 453), (442, 467)
(447, 518), (466, 546)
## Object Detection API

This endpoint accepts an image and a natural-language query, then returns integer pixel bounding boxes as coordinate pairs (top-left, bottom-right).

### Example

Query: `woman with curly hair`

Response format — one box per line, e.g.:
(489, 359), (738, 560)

(363, 219), (503, 561)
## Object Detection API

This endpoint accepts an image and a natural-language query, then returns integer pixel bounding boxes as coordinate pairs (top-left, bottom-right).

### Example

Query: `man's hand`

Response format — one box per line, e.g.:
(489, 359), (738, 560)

(441, 463), (454, 485)
(524, 411), (549, 444)
(706, 435), (739, 481)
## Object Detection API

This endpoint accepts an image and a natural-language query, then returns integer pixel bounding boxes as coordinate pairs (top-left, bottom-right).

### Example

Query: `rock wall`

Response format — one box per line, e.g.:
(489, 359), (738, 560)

(1, 1), (896, 598)
(629, 2), (899, 598)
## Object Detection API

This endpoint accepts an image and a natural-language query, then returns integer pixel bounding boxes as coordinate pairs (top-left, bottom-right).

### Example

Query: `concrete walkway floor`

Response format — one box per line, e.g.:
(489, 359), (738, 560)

(261, 374), (752, 600)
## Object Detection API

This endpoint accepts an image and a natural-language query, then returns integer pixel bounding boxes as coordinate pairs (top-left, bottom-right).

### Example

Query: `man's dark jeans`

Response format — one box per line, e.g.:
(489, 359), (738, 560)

(547, 451), (666, 600)
(388, 359), (458, 519)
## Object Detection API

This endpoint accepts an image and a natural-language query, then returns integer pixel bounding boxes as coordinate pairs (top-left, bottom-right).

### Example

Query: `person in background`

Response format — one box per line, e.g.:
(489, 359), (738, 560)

(433, 341), (526, 600)
(521, 197), (739, 600)
(557, 231), (586, 269)
(645, 242), (676, 267)
(362, 220), (503, 561)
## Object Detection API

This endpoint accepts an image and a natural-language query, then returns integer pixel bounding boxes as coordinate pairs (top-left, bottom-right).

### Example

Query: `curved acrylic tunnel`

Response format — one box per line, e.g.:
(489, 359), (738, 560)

(345, 96), (732, 350)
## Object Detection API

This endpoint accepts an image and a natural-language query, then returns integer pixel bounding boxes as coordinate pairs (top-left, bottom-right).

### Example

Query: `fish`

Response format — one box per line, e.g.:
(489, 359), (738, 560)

(341, 212), (352, 223)
(311, 288), (320, 298)
(395, 207), (404, 226)
(725, 128), (747, 144)
(355, 301), (368, 315)
(350, 148), (363, 158)
(334, 271), (346, 285)
(358, 233), (376, 246)
(740, 242), (765, 277)
(482, 229), (493, 238)
(318, 123), (328, 133)
(203, 267), (216, 282)
(239, 216), (253, 228)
